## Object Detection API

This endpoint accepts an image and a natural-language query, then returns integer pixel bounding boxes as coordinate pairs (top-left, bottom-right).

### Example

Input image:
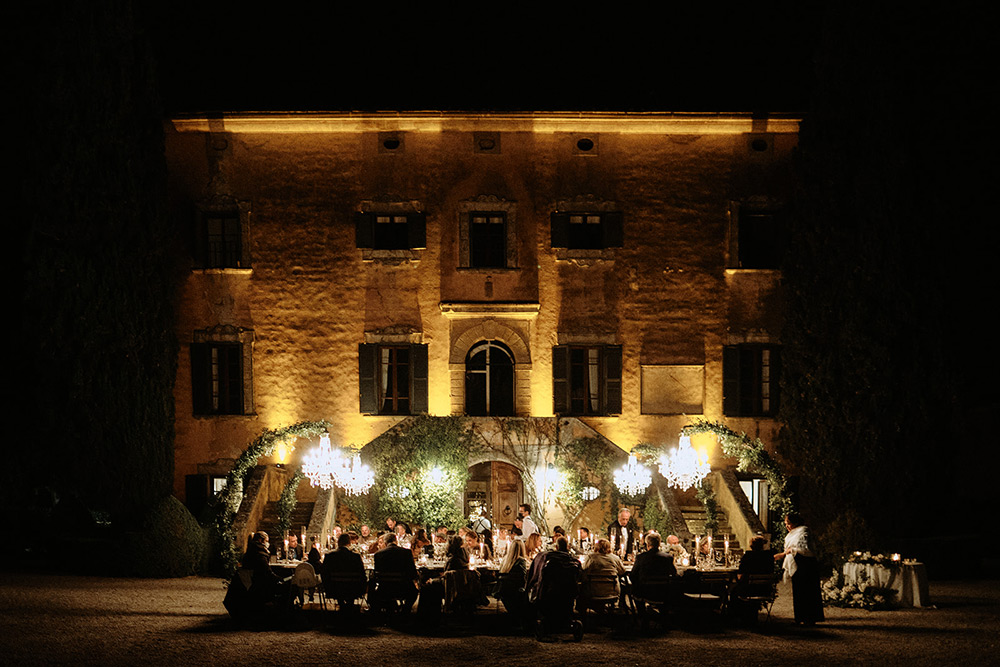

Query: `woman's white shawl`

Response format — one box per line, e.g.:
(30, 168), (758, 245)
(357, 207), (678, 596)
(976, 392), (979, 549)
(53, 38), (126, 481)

(782, 525), (814, 581)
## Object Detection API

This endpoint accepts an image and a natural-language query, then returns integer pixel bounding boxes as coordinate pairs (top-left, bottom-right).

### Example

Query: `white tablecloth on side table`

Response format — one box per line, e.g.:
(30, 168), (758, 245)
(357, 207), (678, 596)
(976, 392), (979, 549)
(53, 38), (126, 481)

(842, 561), (930, 607)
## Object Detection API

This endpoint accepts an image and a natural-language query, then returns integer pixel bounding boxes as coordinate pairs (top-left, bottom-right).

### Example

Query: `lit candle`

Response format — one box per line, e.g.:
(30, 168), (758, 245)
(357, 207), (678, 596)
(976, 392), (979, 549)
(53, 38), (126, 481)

(891, 553), (901, 562)
(724, 535), (730, 554)
(694, 535), (699, 555)
(283, 538), (289, 559)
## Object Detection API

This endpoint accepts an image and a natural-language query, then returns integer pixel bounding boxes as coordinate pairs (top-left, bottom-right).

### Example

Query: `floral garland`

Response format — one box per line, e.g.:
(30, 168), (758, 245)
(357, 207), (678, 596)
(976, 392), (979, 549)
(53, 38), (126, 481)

(681, 419), (794, 542)
(821, 567), (896, 610)
(214, 420), (331, 579)
(846, 551), (902, 569)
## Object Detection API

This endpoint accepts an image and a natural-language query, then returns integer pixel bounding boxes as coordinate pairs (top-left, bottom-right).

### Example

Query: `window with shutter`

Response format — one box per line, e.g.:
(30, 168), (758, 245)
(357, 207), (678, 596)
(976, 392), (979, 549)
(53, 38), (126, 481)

(722, 344), (781, 417)
(191, 342), (245, 415)
(550, 211), (624, 250)
(552, 345), (622, 416)
(355, 212), (427, 250)
(358, 343), (428, 415)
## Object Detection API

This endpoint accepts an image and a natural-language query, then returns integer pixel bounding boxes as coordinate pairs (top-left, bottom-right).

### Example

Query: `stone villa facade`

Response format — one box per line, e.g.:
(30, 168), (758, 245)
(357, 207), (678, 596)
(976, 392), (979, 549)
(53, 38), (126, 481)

(165, 112), (797, 540)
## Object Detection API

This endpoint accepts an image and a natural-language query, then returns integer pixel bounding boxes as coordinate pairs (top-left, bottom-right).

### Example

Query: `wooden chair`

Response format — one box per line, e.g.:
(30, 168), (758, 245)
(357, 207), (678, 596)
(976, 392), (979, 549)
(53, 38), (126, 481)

(630, 574), (677, 632)
(681, 570), (732, 630)
(732, 573), (780, 622)
(579, 572), (620, 629)
(291, 562), (326, 611)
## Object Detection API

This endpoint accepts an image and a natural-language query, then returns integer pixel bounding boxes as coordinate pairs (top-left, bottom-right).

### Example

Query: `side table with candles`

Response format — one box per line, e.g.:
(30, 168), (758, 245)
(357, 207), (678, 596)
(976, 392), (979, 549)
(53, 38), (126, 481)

(842, 559), (930, 607)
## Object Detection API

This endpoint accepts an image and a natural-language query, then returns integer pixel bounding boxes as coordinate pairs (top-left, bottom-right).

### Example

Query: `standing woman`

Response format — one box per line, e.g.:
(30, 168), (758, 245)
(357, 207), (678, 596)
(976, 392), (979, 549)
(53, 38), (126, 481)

(774, 512), (824, 625)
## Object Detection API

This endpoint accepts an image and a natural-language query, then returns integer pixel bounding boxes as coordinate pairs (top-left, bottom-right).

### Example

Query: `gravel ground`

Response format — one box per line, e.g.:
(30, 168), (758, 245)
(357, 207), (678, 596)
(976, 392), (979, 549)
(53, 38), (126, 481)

(1, 571), (998, 666)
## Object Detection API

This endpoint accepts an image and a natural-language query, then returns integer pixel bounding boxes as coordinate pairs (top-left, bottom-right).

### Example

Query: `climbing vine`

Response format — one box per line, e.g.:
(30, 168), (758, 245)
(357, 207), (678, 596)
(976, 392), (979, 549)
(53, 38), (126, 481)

(275, 470), (304, 537)
(213, 420), (330, 577)
(340, 416), (479, 531)
(681, 419), (794, 541)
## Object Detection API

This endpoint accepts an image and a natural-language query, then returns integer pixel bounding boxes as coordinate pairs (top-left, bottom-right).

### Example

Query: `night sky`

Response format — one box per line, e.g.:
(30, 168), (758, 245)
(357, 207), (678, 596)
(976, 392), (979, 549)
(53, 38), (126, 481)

(147, 6), (819, 114)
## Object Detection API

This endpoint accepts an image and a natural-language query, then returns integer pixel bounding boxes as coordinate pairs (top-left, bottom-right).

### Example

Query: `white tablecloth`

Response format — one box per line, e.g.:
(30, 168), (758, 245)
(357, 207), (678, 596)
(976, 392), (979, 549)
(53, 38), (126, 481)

(842, 561), (930, 607)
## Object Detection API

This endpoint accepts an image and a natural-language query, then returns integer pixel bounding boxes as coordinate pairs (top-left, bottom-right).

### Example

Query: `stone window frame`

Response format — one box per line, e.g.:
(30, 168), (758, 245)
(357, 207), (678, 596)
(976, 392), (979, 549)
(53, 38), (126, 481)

(551, 196), (621, 261)
(357, 199), (425, 262)
(191, 325), (255, 416)
(458, 195), (518, 270)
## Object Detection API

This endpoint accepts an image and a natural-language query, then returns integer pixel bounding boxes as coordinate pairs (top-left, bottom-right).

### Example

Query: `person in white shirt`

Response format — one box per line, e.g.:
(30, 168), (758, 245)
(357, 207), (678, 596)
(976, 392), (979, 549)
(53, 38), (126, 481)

(518, 503), (539, 540)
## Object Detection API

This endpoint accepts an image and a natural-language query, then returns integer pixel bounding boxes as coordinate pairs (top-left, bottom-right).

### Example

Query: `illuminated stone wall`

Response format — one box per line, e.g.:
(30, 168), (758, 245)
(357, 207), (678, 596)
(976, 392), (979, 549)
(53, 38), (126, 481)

(165, 114), (797, 502)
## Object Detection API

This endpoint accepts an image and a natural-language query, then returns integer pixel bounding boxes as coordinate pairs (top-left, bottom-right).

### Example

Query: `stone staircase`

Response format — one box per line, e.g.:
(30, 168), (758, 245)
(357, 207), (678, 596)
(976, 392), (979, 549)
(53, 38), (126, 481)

(257, 501), (316, 543)
(679, 503), (742, 551)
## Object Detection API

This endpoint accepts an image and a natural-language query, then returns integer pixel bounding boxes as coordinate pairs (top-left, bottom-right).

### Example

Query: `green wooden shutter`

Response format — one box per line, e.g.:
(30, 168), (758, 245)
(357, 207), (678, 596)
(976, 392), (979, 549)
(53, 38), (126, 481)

(552, 345), (569, 414)
(190, 343), (209, 414)
(722, 345), (739, 416)
(550, 212), (569, 248)
(602, 211), (624, 248)
(355, 212), (374, 248)
(358, 343), (378, 413)
(603, 345), (622, 415)
(408, 213), (427, 250)
(410, 343), (428, 414)
(769, 347), (781, 416)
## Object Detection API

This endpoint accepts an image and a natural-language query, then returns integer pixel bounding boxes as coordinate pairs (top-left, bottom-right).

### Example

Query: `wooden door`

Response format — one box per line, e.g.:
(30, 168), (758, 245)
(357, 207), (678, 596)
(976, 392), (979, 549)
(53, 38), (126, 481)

(491, 461), (523, 530)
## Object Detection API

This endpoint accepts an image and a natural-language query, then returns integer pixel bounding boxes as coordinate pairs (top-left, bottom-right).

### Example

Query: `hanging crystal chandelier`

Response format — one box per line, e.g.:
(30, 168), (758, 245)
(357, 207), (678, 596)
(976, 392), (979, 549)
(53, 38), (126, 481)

(659, 435), (711, 491)
(338, 453), (375, 496)
(301, 433), (341, 490)
(614, 454), (652, 496)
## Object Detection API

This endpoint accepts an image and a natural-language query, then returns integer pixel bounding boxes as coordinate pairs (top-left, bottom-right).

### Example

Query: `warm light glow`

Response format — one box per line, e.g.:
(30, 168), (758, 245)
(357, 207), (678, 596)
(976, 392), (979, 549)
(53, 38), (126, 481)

(425, 466), (446, 487)
(302, 433), (341, 490)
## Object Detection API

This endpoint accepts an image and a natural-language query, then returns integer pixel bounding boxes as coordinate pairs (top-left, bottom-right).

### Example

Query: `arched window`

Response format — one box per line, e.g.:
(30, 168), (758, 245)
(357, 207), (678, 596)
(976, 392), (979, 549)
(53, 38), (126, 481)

(465, 340), (515, 416)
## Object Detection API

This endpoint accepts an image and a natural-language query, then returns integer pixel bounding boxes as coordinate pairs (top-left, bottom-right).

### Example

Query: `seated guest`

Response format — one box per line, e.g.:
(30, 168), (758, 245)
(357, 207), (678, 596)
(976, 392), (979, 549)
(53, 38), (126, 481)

(358, 524), (375, 546)
(347, 531), (360, 548)
(580, 538), (626, 607)
(730, 534), (776, 624)
(323, 533), (367, 612)
(526, 536), (581, 602)
(240, 531), (285, 605)
(497, 537), (530, 621)
(371, 533), (419, 613)
(664, 534), (688, 561)
(739, 535), (774, 578)
(369, 532), (387, 554)
(434, 525), (449, 544)
(445, 535), (469, 571)
(395, 522), (412, 548)
(286, 535), (304, 561)
(526, 536), (582, 633)
(629, 532), (677, 622)
(411, 529), (431, 560)
(524, 532), (543, 560)
(578, 527), (592, 551)
(465, 530), (492, 560)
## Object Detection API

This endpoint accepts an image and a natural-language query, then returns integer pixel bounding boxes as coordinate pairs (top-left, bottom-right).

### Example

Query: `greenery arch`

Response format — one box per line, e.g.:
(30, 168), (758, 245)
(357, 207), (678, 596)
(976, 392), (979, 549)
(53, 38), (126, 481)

(680, 419), (794, 542)
(213, 419), (330, 576)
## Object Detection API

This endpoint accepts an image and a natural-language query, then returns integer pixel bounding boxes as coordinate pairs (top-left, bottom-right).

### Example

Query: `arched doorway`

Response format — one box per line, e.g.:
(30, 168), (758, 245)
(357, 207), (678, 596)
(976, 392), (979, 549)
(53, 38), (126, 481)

(465, 340), (515, 416)
(465, 460), (523, 531)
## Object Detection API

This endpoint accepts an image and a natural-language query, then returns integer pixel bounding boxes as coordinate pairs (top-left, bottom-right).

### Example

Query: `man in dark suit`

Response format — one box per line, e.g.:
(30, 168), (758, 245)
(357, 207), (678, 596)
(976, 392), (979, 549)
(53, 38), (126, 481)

(323, 533), (367, 612)
(607, 508), (636, 557)
(629, 531), (677, 626)
(371, 532), (419, 612)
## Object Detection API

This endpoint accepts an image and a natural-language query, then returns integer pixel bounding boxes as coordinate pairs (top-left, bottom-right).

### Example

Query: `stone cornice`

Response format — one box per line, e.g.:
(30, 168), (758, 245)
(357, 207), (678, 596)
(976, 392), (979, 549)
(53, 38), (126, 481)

(170, 112), (800, 135)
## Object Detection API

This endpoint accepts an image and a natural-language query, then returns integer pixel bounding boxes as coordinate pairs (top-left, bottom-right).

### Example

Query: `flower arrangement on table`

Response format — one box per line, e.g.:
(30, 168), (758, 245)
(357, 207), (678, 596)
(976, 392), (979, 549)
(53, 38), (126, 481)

(822, 567), (896, 610)
(846, 551), (902, 568)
